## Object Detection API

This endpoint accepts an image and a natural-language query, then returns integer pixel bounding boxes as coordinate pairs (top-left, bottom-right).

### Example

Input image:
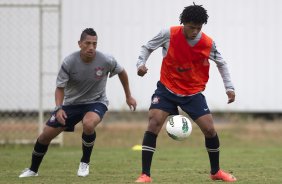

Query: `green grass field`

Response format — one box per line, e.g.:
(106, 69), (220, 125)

(1, 117), (282, 184)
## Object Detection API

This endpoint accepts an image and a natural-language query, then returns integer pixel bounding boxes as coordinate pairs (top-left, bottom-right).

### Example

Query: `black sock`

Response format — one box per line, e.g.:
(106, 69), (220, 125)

(30, 140), (49, 173)
(141, 131), (157, 177)
(205, 134), (220, 175)
(81, 132), (96, 164)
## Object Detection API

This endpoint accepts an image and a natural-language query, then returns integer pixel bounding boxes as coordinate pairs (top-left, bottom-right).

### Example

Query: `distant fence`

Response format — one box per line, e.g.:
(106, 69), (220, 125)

(0, 0), (62, 144)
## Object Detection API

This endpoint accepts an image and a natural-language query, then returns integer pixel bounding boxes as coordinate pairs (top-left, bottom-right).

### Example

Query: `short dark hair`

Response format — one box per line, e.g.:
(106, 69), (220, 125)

(179, 3), (208, 25)
(80, 28), (97, 41)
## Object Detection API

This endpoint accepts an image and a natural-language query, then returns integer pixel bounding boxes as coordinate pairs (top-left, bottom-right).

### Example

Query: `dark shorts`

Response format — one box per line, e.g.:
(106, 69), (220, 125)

(149, 81), (210, 121)
(46, 103), (108, 132)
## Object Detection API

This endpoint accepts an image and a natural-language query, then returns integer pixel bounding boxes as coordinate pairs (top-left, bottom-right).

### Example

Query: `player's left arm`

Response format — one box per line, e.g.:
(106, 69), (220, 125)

(118, 69), (137, 111)
(108, 55), (137, 110)
(209, 41), (235, 104)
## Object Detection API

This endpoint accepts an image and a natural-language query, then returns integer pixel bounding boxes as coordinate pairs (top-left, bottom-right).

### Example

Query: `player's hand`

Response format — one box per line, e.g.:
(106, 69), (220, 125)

(126, 96), (137, 111)
(56, 109), (67, 125)
(137, 65), (148, 77)
(226, 90), (235, 104)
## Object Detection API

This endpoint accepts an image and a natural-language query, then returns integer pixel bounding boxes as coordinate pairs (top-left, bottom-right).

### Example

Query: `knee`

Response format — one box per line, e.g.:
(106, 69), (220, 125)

(83, 119), (99, 134)
(147, 117), (163, 134)
(203, 127), (217, 138)
(83, 123), (95, 134)
(37, 134), (52, 145)
(82, 112), (101, 134)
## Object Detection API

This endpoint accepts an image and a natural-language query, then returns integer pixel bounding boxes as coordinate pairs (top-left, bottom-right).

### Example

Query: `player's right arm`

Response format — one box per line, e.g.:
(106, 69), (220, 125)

(55, 60), (70, 125)
(137, 29), (170, 77)
(54, 87), (67, 125)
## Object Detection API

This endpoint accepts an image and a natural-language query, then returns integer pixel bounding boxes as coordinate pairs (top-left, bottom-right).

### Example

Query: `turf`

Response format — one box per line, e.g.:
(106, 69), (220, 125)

(1, 120), (282, 184)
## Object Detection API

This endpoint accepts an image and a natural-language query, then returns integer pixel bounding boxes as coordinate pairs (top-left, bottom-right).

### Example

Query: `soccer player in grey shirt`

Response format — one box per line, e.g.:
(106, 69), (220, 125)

(19, 28), (137, 178)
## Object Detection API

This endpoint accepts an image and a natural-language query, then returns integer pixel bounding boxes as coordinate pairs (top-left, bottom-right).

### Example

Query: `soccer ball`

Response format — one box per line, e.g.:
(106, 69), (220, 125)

(166, 115), (192, 141)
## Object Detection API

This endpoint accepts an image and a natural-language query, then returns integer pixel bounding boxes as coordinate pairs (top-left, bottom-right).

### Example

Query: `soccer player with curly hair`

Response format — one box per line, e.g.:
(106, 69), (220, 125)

(135, 3), (237, 182)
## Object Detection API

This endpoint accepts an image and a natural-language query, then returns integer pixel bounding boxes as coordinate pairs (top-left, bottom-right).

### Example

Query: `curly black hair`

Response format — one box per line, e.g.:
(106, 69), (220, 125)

(80, 28), (97, 41)
(179, 2), (208, 24)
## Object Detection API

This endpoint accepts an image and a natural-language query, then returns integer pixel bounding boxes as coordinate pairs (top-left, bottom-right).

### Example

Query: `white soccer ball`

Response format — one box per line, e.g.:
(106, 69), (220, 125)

(166, 115), (192, 141)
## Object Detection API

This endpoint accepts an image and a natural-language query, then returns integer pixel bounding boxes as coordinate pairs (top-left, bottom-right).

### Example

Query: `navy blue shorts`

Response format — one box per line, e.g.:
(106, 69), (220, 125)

(46, 103), (108, 132)
(149, 81), (210, 121)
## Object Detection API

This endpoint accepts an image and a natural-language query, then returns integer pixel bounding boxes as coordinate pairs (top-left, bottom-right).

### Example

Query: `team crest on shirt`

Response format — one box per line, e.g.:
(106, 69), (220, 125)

(152, 96), (160, 104)
(94, 67), (105, 79)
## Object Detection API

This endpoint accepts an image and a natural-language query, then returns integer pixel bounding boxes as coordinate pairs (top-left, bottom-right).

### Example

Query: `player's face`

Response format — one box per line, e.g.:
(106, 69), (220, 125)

(183, 22), (203, 40)
(79, 35), (97, 61)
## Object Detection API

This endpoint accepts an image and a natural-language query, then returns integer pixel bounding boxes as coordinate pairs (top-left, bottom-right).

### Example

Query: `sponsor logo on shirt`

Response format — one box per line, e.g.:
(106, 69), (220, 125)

(177, 67), (191, 72)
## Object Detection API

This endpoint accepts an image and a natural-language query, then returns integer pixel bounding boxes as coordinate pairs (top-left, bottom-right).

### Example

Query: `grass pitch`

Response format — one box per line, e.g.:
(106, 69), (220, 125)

(1, 117), (282, 184)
